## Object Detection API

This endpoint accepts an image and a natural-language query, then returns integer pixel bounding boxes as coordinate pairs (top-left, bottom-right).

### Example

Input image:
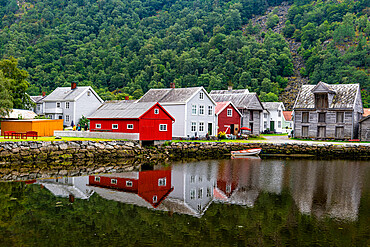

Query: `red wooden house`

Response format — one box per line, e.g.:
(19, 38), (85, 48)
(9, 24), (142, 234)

(89, 169), (173, 208)
(88, 101), (175, 141)
(215, 101), (242, 135)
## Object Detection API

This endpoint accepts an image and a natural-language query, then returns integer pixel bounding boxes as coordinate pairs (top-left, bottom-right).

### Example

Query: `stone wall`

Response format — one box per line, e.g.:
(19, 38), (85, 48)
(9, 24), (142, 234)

(0, 141), (368, 167)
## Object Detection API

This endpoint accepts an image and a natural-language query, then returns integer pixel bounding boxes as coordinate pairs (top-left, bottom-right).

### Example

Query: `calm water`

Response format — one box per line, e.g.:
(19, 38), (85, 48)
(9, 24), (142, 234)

(0, 158), (369, 246)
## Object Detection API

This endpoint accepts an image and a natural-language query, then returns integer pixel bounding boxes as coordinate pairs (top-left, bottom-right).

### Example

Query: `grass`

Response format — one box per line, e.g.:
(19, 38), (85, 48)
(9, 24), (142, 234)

(0, 136), (128, 142)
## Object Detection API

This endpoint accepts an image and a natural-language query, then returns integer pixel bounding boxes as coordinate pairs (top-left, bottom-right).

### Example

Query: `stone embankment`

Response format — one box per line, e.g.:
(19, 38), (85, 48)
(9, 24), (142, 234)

(0, 141), (368, 166)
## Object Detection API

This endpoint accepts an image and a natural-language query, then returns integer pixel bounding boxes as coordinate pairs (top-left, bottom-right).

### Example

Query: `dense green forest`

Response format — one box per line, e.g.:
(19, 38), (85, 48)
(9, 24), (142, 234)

(0, 0), (369, 107)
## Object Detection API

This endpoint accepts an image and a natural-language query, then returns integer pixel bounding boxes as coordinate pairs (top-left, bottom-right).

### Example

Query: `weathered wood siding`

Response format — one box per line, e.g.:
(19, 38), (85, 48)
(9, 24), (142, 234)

(359, 117), (370, 141)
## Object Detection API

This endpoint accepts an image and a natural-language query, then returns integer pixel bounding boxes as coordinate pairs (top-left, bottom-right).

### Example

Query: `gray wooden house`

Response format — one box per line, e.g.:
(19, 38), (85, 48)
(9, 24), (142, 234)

(293, 82), (363, 140)
(359, 115), (370, 141)
(209, 88), (264, 135)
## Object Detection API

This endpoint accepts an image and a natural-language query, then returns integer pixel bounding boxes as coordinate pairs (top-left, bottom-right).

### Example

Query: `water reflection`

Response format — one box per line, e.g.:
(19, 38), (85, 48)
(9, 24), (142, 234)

(34, 158), (367, 221)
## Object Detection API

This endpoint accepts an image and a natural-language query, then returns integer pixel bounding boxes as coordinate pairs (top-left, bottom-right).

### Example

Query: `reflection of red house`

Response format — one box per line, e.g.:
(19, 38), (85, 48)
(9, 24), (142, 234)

(215, 101), (242, 135)
(89, 102), (175, 141)
(89, 170), (173, 208)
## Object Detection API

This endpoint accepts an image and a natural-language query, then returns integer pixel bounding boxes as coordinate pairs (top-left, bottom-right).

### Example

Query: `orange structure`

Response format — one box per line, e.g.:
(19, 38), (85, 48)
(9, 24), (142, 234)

(1, 119), (63, 137)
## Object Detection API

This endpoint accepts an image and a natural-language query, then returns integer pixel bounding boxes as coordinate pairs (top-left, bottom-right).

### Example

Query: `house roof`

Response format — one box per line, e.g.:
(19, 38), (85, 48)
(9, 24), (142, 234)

(293, 83), (360, 109)
(215, 101), (242, 116)
(88, 101), (158, 119)
(30, 95), (45, 103)
(359, 115), (370, 123)
(210, 90), (263, 110)
(138, 87), (209, 104)
(283, 111), (293, 121)
(37, 181), (93, 200)
(363, 108), (370, 117)
(43, 86), (103, 102)
(262, 102), (285, 111)
(1, 109), (37, 119)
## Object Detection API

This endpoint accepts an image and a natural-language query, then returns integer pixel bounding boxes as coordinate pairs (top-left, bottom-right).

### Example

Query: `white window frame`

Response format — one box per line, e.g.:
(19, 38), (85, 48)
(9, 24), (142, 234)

(199, 91), (204, 100)
(278, 121), (281, 128)
(264, 113), (268, 118)
(227, 109), (232, 117)
(191, 122), (196, 132)
(199, 105), (205, 115)
(65, 115), (70, 122)
(206, 187), (212, 197)
(158, 178), (166, 186)
(94, 177), (100, 182)
(96, 123), (101, 129)
(65, 102), (70, 109)
(48, 115), (53, 119)
(159, 124), (167, 131)
(126, 124), (133, 129)
(198, 188), (203, 199)
(192, 105), (197, 115)
(56, 102), (61, 108)
(111, 179), (117, 184)
(153, 195), (157, 203)
(190, 176), (195, 183)
(208, 105), (213, 116)
(37, 105), (41, 111)
(199, 122), (204, 132)
(87, 91), (91, 96)
(278, 110), (281, 117)
(264, 121), (267, 129)
(190, 189), (196, 199)
(126, 180), (133, 187)
(112, 124), (119, 129)
(154, 108), (159, 114)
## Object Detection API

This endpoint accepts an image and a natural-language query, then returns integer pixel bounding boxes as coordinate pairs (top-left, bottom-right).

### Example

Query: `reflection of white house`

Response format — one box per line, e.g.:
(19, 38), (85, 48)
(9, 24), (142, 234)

(261, 102), (285, 133)
(36, 176), (94, 200)
(167, 161), (218, 217)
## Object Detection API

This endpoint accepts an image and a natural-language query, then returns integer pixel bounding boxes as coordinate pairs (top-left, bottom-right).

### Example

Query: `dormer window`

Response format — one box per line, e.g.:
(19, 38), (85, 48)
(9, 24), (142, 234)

(199, 92), (204, 100)
(315, 93), (328, 109)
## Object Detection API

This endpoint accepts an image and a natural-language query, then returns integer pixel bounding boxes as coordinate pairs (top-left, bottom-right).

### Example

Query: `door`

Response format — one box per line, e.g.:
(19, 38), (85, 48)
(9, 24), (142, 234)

(270, 121), (275, 132)
(230, 124), (235, 135)
(208, 123), (212, 136)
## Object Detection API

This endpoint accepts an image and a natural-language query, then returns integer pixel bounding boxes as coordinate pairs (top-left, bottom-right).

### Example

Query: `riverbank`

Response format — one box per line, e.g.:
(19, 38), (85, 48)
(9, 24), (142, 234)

(0, 140), (368, 167)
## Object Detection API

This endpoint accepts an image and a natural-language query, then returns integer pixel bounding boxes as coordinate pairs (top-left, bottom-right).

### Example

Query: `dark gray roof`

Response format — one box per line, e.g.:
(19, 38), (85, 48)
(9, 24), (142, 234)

(294, 83), (360, 109)
(210, 90), (263, 110)
(88, 101), (156, 119)
(43, 86), (100, 101)
(138, 87), (203, 103)
(262, 102), (284, 110)
(30, 95), (45, 103)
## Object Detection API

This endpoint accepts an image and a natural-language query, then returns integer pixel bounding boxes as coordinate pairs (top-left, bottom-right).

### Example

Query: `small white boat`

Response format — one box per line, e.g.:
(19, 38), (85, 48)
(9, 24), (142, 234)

(231, 148), (261, 156)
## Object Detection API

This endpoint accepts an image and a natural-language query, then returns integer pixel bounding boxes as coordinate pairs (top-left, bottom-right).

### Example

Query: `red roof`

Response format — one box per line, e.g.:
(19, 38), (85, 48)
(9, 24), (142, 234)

(363, 108), (370, 117)
(283, 111), (293, 121)
(215, 101), (241, 116)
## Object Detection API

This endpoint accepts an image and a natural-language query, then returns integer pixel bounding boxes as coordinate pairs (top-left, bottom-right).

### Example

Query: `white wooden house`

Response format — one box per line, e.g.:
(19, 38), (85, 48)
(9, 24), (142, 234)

(261, 102), (285, 133)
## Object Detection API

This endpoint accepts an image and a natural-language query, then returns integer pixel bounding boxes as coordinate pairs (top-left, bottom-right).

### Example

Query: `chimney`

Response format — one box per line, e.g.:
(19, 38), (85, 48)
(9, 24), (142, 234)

(42, 92), (46, 97)
(228, 85), (232, 91)
(71, 82), (77, 90)
(170, 82), (175, 89)
(125, 96), (129, 100)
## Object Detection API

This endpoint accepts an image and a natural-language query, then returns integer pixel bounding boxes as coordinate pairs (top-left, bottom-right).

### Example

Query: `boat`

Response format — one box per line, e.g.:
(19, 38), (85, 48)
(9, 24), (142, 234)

(231, 155), (261, 160)
(231, 148), (261, 157)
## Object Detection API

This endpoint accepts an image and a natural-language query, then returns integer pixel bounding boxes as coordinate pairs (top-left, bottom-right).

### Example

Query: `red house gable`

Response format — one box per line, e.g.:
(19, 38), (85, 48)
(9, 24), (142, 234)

(89, 101), (175, 141)
(216, 101), (242, 135)
(89, 169), (173, 208)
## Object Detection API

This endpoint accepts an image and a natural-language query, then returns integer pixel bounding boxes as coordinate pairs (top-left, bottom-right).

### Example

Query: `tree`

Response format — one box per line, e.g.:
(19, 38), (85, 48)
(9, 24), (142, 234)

(0, 71), (13, 115)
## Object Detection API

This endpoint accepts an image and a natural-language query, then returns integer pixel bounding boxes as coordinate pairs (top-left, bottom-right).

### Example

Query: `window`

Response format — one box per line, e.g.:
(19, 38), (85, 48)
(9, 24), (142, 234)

(112, 124), (119, 129)
(278, 110), (281, 117)
(65, 102), (70, 109)
(37, 105), (41, 111)
(336, 112), (344, 123)
(302, 126), (309, 138)
(94, 177), (100, 182)
(198, 176), (203, 182)
(159, 124), (167, 131)
(56, 102), (61, 108)
(199, 92), (204, 100)
(190, 189), (196, 199)
(66, 115), (70, 122)
(199, 105), (204, 115)
(318, 113), (326, 123)
(190, 176), (195, 183)
(154, 108), (159, 114)
(96, 123), (101, 129)
(158, 178), (166, 186)
(153, 196), (157, 203)
(206, 187), (212, 197)
(264, 113), (268, 119)
(278, 121), (281, 128)
(126, 180), (133, 187)
(302, 112), (309, 123)
(226, 184), (231, 193)
(191, 122), (196, 132)
(87, 91), (91, 96)
(249, 111), (254, 121)
(126, 124), (133, 129)
(227, 109), (232, 117)
(264, 121), (267, 129)
(58, 115), (63, 119)
(48, 115), (53, 119)
(192, 105), (197, 115)
(111, 179), (117, 184)
(315, 94), (328, 109)
(335, 127), (344, 139)
(199, 122), (204, 132)
(208, 105), (213, 116)
(198, 188), (203, 199)
(318, 126), (326, 138)
(197, 204), (202, 211)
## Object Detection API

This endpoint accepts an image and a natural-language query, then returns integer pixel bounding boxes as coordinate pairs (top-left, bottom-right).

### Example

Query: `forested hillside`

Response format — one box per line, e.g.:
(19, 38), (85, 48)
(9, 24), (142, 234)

(0, 0), (369, 108)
